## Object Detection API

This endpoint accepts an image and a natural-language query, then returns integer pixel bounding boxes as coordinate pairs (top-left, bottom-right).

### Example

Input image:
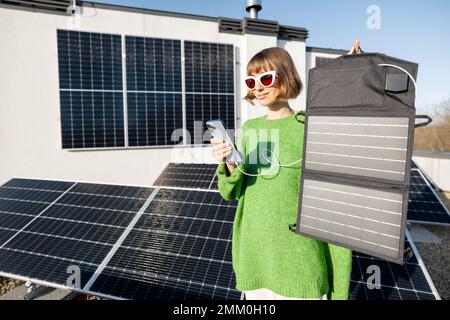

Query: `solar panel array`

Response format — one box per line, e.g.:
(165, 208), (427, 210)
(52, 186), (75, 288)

(155, 163), (441, 300)
(154, 162), (449, 226)
(89, 188), (240, 299)
(0, 177), (241, 300)
(0, 159), (443, 300)
(57, 30), (235, 149)
(0, 172), (440, 300)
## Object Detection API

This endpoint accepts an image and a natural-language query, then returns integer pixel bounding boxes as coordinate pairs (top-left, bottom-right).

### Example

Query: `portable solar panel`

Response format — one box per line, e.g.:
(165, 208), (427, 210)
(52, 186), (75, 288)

(295, 53), (419, 264)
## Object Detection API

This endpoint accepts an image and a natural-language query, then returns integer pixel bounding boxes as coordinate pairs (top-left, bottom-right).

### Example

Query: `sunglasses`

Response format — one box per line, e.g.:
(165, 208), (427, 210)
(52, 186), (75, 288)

(244, 71), (277, 90)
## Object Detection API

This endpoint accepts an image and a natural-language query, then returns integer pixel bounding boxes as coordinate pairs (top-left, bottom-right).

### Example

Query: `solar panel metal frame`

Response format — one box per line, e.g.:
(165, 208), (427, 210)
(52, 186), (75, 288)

(296, 53), (418, 264)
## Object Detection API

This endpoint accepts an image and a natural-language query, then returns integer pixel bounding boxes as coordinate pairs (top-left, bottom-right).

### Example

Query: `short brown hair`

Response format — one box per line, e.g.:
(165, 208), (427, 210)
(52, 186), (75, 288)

(244, 47), (303, 105)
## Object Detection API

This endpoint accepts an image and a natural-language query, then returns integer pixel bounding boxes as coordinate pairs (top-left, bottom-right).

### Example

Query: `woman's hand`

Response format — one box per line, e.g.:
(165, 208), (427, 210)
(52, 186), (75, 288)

(210, 138), (237, 176)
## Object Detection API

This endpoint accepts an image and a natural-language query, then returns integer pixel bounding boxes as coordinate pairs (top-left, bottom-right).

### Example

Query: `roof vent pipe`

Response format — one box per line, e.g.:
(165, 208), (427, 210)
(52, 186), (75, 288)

(246, 0), (262, 19)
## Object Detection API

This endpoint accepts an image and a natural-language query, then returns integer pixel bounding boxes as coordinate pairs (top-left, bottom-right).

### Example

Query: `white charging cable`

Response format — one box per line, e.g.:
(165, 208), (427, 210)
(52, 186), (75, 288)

(230, 148), (302, 177)
(377, 63), (417, 92)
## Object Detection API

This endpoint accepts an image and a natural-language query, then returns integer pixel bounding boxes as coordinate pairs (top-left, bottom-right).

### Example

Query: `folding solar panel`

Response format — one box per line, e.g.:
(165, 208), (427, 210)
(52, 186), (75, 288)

(295, 53), (419, 264)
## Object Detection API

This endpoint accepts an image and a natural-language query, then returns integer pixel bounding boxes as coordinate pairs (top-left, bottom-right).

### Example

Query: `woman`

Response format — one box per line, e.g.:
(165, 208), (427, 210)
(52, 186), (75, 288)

(210, 47), (352, 300)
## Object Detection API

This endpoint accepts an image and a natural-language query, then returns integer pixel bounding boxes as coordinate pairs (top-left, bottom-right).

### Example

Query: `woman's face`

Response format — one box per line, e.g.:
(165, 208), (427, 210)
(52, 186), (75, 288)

(250, 70), (281, 106)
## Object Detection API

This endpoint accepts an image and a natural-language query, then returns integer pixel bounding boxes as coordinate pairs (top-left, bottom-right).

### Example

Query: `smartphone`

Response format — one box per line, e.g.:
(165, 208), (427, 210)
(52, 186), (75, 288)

(206, 120), (243, 164)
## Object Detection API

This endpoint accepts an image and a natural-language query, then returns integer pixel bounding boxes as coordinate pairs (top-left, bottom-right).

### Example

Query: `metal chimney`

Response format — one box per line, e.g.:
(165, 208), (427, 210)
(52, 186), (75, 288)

(246, 0), (262, 19)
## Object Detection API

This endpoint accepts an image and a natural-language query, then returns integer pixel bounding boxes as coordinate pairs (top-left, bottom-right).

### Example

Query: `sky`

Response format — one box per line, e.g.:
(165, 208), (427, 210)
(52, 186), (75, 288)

(92, 0), (450, 114)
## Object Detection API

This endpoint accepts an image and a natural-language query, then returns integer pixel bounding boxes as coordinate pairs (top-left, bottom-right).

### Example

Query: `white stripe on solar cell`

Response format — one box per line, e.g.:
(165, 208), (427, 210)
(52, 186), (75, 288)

(307, 151), (406, 163)
(305, 160), (405, 175)
(302, 205), (401, 227)
(308, 141), (406, 151)
(0, 246), (99, 267)
(309, 121), (408, 127)
(301, 224), (398, 251)
(308, 131), (407, 139)
(304, 195), (401, 215)
(132, 227), (231, 243)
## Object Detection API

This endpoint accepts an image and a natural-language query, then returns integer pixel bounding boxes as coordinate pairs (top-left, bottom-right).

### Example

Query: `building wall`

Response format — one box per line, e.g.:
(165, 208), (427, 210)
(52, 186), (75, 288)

(0, 5), (307, 187)
(413, 153), (450, 192)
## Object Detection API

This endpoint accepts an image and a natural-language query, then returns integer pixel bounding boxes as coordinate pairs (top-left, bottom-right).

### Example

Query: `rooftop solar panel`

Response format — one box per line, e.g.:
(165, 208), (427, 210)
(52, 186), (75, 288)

(1, 177), (441, 300)
(349, 232), (439, 300)
(88, 188), (240, 300)
(184, 41), (236, 144)
(0, 178), (154, 293)
(0, 178), (241, 300)
(157, 163), (449, 226)
(154, 163), (218, 190)
(125, 36), (183, 147)
(57, 30), (125, 149)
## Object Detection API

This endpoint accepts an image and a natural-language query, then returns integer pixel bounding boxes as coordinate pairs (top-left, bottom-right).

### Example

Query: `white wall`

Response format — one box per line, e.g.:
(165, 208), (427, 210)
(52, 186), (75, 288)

(278, 39), (307, 111)
(413, 155), (450, 192)
(0, 5), (307, 187)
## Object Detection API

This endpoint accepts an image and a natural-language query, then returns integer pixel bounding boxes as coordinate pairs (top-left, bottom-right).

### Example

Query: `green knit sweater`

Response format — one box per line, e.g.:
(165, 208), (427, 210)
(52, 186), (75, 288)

(215, 112), (353, 300)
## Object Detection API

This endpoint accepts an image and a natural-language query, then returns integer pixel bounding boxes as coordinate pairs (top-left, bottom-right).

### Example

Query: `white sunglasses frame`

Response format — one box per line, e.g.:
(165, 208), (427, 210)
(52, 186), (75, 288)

(244, 71), (278, 90)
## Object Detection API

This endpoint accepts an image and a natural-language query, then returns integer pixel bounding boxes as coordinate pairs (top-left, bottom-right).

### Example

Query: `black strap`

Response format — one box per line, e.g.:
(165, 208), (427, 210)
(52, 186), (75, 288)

(414, 115), (432, 128)
(295, 110), (305, 124)
(289, 223), (297, 233)
(403, 246), (413, 263)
